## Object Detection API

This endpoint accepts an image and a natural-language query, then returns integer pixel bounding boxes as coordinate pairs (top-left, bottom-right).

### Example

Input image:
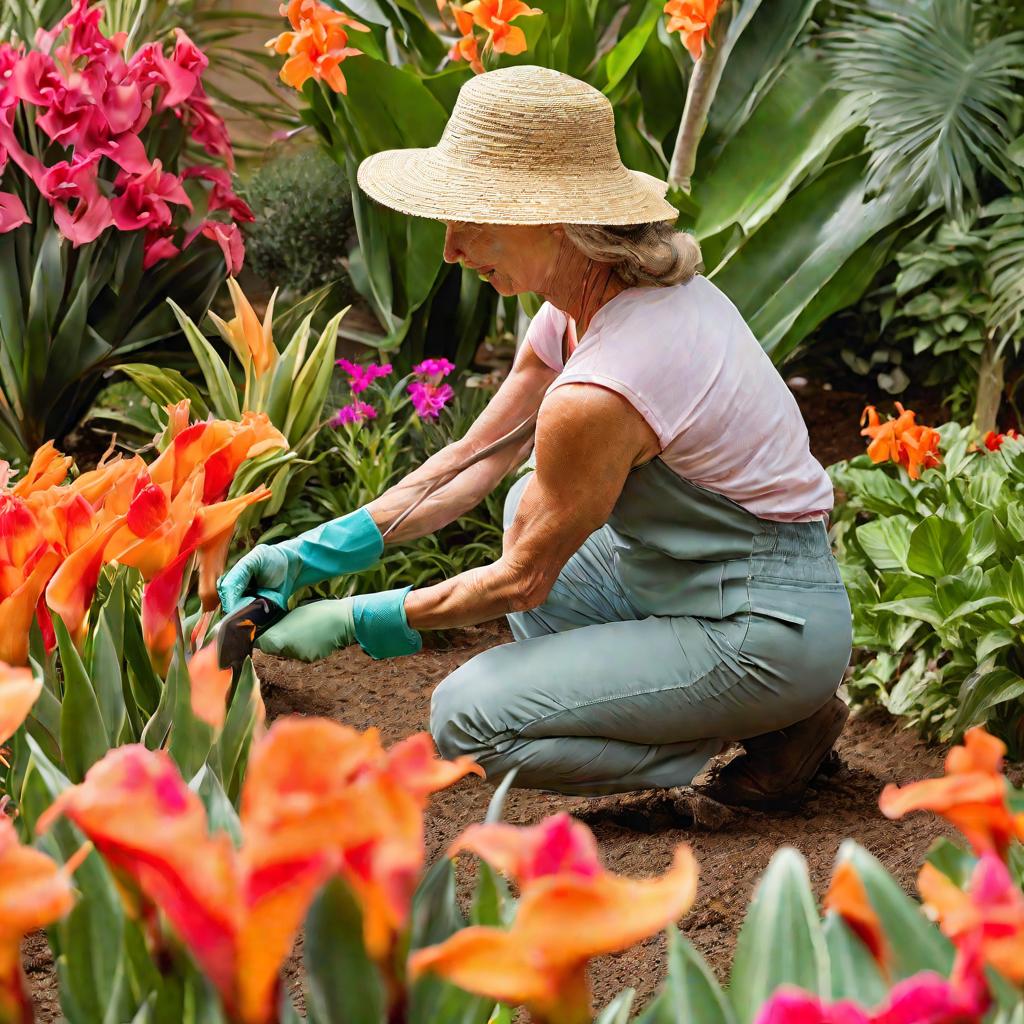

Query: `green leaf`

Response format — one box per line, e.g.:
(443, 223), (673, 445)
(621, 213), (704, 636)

(167, 299), (241, 420)
(924, 838), (976, 890)
(906, 516), (971, 578)
(822, 914), (887, 1006)
(729, 848), (827, 1022)
(88, 593), (127, 746)
(304, 878), (386, 1024)
(115, 363), (210, 419)
(638, 927), (736, 1024)
(856, 516), (912, 571)
(56, 616), (111, 783)
(594, 990), (636, 1024)
(167, 644), (215, 782)
(603, 0), (661, 94)
(283, 310), (345, 442)
(841, 841), (953, 979)
(216, 657), (263, 801)
(191, 765), (243, 846)
(952, 668), (1024, 736)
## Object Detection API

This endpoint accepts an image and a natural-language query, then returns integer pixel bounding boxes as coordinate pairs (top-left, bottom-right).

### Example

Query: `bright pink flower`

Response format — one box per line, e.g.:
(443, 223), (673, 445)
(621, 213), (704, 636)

(111, 160), (191, 232)
(186, 219), (245, 275)
(335, 358), (393, 395)
(412, 357), (455, 381)
(754, 989), (868, 1024)
(407, 381), (454, 420)
(143, 230), (180, 269)
(182, 165), (254, 222)
(40, 156), (113, 246)
(0, 192), (29, 233)
(182, 89), (234, 170)
(12, 51), (63, 108)
(0, 45), (20, 110)
(128, 29), (205, 110)
(43, 0), (126, 64)
(331, 401), (377, 427)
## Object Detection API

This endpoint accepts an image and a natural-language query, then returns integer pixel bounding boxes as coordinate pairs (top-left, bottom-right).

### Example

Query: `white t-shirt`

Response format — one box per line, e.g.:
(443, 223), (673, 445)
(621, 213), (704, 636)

(526, 275), (833, 523)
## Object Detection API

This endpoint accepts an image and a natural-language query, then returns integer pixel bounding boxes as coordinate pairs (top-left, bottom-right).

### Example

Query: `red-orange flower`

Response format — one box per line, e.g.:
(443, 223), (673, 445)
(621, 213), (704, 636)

(0, 814), (85, 1024)
(824, 859), (888, 969)
(462, 0), (540, 56)
(983, 429), (1019, 452)
(919, 854), (1024, 985)
(411, 814), (698, 1024)
(40, 724), (480, 1024)
(663, 0), (721, 61)
(860, 403), (942, 480)
(10, 442), (73, 498)
(0, 663), (42, 748)
(879, 727), (1024, 858)
(267, 0), (368, 95)
(188, 644), (233, 729)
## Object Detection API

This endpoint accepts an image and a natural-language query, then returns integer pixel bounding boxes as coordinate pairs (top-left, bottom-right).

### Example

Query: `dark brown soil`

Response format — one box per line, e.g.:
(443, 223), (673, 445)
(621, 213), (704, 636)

(255, 621), (957, 1014)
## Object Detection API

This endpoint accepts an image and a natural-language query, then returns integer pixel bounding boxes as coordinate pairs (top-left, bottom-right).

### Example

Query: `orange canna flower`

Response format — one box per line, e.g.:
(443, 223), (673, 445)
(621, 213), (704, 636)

(208, 279), (278, 379)
(11, 442), (73, 498)
(188, 644), (233, 730)
(824, 859), (888, 969)
(0, 545), (62, 666)
(411, 814), (698, 1024)
(0, 663), (42, 747)
(166, 400), (192, 441)
(879, 727), (1024, 858)
(919, 854), (1024, 985)
(860, 403), (942, 480)
(663, 0), (721, 61)
(463, 0), (540, 56)
(0, 814), (86, 1024)
(449, 6), (484, 73)
(41, 723), (478, 1024)
(267, 0), (368, 95)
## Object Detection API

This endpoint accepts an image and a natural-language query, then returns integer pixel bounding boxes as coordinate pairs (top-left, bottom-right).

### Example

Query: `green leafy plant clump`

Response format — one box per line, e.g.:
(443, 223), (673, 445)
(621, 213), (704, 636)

(241, 146), (356, 299)
(830, 425), (1024, 754)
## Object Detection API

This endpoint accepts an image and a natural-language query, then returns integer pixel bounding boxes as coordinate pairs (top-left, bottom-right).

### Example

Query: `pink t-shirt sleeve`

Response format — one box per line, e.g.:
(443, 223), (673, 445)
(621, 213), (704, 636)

(524, 302), (568, 372)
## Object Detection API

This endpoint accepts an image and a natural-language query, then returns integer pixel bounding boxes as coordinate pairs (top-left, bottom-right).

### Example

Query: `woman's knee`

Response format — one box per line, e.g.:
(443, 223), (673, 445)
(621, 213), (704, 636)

(430, 655), (505, 764)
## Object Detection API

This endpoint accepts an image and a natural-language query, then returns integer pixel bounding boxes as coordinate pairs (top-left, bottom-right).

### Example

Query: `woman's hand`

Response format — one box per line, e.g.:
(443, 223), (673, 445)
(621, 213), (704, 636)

(217, 506), (384, 614)
(255, 589), (421, 662)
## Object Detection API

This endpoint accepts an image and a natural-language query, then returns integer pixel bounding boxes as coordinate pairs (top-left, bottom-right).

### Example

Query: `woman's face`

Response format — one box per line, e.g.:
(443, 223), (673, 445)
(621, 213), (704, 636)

(443, 222), (563, 296)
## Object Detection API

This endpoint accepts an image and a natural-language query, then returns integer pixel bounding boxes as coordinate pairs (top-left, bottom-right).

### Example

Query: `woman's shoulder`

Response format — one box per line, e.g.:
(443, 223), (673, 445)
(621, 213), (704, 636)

(598, 274), (740, 330)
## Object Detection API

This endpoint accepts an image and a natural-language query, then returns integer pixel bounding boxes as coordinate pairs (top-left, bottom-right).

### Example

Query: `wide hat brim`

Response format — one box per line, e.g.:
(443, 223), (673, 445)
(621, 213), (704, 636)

(357, 147), (679, 226)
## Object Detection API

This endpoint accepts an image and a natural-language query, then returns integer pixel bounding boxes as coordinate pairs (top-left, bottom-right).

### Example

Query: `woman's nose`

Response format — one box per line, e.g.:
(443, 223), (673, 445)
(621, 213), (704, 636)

(443, 223), (463, 265)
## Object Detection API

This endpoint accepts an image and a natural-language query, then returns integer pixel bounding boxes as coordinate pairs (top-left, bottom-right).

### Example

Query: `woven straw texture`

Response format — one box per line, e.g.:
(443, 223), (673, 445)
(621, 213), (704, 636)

(357, 65), (679, 226)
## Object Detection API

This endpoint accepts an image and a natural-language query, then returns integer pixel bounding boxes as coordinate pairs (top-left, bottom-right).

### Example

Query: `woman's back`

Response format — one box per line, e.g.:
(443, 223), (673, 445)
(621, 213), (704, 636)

(525, 275), (834, 523)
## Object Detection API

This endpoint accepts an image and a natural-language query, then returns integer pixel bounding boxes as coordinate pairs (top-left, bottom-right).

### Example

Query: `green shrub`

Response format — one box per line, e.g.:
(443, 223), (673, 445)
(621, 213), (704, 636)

(242, 146), (355, 299)
(830, 424), (1024, 754)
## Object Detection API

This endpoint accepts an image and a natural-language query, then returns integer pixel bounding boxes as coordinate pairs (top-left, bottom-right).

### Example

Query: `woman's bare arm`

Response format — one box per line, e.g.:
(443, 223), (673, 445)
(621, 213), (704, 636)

(404, 383), (660, 629)
(363, 342), (557, 543)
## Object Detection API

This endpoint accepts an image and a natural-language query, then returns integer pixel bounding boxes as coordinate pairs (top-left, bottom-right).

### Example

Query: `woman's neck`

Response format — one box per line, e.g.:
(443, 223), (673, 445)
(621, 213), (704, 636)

(539, 238), (629, 337)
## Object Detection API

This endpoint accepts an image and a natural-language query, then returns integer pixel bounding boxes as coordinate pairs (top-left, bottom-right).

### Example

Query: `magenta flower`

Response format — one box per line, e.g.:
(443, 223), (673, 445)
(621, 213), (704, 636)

(331, 401), (377, 427)
(186, 220), (245, 275)
(0, 192), (29, 232)
(143, 230), (179, 270)
(40, 155), (114, 246)
(182, 90), (234, 169)
(412, 357), (455, 382)
(408, 381), (454, 420)
(336, 358), (393, 394)
(111, 160), (191, 232)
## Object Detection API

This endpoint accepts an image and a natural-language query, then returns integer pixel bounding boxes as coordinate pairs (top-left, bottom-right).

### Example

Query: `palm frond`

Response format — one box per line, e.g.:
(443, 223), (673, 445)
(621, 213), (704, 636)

(826, 0), (1024, 218)
(981, 194), (1024, 353)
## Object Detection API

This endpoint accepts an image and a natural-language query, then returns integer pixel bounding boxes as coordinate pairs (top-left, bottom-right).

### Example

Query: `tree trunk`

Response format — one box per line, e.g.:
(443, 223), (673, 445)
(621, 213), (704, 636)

(667, 2), (734, 193)
(973, 332), (1006, 438)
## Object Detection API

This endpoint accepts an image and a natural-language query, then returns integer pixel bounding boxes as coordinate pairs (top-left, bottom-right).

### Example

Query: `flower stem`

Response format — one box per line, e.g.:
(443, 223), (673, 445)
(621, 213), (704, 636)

(667, 1), (734, 193)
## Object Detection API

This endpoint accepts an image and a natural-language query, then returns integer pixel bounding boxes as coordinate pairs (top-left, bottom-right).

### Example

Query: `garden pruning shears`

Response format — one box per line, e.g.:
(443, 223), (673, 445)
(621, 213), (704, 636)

(214, 411), (538, 673)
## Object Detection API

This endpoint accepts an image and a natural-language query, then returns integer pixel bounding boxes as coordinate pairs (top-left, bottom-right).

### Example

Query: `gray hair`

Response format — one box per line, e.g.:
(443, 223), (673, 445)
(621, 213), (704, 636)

(562, 221), (702, 287)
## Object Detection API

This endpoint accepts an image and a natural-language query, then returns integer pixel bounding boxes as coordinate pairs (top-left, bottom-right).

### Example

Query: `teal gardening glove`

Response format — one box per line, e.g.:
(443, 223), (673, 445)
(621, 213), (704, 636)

(255, 587), (422, 662)
(217, 507), (384, 615)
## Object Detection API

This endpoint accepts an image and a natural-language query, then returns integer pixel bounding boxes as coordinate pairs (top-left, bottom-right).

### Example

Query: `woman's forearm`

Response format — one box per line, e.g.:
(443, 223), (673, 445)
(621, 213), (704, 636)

(364, 437), (532, 543)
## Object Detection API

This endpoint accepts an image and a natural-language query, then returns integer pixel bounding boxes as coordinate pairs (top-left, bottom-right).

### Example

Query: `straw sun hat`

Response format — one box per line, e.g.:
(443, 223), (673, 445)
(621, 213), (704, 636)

(357, 65), (678, 226)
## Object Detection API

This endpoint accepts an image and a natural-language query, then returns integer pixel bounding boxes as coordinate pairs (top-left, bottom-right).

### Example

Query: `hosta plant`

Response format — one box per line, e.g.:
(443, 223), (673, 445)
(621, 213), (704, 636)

(0, 0), (253, 459)
(830, 407), (1024, 753)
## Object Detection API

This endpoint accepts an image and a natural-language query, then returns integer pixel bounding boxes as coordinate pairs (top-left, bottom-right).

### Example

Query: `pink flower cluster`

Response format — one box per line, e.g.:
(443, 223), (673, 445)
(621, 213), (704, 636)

(331, 355), (458, 428)
(0, 0), (252, 272)
(333, 358), (393, 427)
(408, 358), (455, 420)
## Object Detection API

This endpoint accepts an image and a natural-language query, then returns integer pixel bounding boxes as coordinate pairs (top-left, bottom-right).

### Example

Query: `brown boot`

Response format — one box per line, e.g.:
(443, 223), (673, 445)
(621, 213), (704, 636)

(695, 696), (849, 809)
